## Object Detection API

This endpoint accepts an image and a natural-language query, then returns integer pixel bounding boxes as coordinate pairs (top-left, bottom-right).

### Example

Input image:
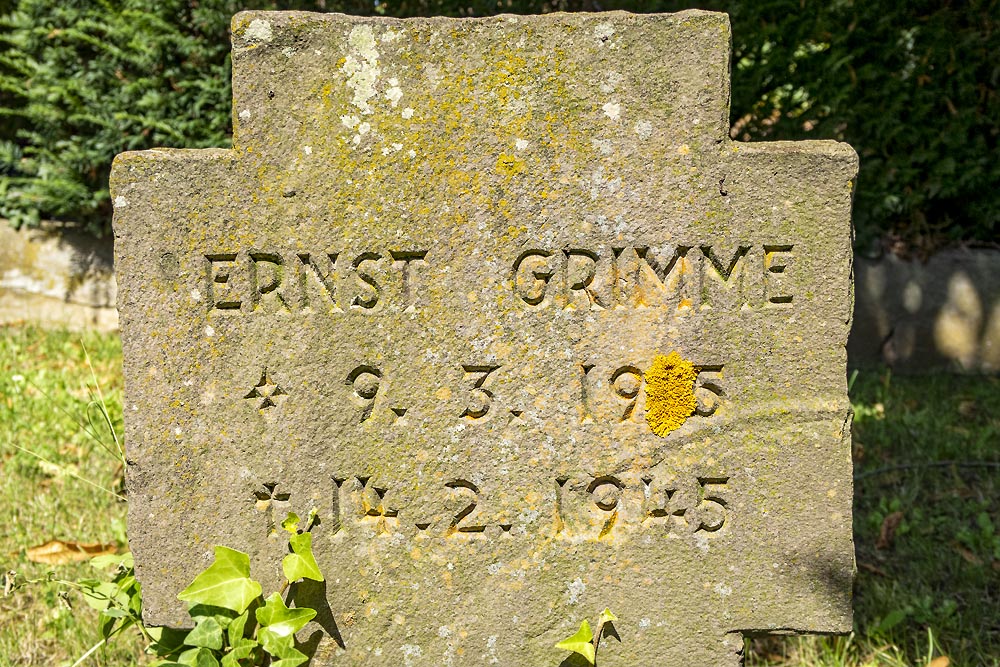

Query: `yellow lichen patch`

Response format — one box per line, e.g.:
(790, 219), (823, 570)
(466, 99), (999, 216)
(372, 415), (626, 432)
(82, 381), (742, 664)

(494, 152), (526, 179)
(644, 351), (697, 436)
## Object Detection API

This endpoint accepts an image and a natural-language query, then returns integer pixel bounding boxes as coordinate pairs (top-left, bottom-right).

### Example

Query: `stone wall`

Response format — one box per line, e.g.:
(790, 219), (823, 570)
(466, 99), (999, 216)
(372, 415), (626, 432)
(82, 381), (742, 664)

(0, 222), (118, 331)
(849, 249), (1000, 373)
(1, 222), (997, 372)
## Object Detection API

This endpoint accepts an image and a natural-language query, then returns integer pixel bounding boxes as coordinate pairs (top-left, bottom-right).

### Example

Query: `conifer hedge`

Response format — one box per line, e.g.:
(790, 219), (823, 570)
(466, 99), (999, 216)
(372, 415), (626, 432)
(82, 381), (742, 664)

(1, 0), (997, 249)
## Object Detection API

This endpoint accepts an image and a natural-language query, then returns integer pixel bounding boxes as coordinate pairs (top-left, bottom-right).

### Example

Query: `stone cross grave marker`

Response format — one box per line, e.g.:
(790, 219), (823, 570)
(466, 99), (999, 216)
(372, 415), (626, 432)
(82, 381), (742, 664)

(112, 9), (857, 666)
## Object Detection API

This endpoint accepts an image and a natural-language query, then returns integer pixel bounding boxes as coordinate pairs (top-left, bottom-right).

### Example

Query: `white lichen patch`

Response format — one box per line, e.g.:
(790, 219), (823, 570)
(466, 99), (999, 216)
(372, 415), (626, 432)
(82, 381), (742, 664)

(401, 107), (414, 119)
(566, 577), (586, 604)
(602, 101), (621, 120)
(634, 120), (653, 140)
(400, 644), (422, 667)
(190, 289), (202, 302)
(485, 635), (499, 664)
(589, 165), (622, 200)
(341, 114), (361, 129)
(422, 62), (443, 89)
(245, 19), (273, 43)
(380, 29), (402, 43)
(238, 109), (251, 121)
(303, 145), (313, 155)
(358, 122), (371, 135)
(385, 77), (403, 107)
(407, 149), (416, 158)
(714, 582), (733, 597)
(514, 138), (529, 151)
(204, 325), (215, 337)
(113, 196), (127, 208)
(342, 25), (381, 114)
(594, 22), (615, 46)
(591, 138), (613, 155)
(600, 71), (623, 94)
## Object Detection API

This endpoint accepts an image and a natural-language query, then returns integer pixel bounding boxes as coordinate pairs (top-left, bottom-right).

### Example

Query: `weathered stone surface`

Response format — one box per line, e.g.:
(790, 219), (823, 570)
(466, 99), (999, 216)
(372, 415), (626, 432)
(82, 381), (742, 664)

(111, 10), (857, 666)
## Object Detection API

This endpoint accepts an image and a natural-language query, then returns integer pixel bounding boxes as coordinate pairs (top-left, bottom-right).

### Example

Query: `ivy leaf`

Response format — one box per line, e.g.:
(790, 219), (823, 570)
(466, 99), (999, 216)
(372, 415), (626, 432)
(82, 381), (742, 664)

(256, 592), (316, 659)
(176, 646), (220, 667)
(555, 619), (596, 665)
(599, 608), (618, 624)
(226, 610), (252, 646)
(80, 580), (127, 611)
(281, 532), (324, 583)
(185, 616), (224, 650)
(98, 609), (119, 639)
(281, 513), (300, 534)
(90, 552), (133, 570)
(147, 626), (190, 656)
(270, 653), (309, 667)
(220, 641), (259, 667)
(177, 547), (262, 613)
(190, 604), (238, 627)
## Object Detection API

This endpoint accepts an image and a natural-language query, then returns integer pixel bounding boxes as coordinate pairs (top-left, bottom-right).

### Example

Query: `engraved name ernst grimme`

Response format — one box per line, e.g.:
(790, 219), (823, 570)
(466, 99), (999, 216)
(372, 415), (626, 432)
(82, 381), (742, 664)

(201, 242), (795, 313)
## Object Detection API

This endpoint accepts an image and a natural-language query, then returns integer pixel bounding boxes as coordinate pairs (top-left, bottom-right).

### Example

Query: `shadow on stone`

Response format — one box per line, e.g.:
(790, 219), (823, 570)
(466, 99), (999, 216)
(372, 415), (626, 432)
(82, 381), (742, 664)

(559, 653), (595, 667)
(290, 577), (345, 652)
(601, 621), (621, 645)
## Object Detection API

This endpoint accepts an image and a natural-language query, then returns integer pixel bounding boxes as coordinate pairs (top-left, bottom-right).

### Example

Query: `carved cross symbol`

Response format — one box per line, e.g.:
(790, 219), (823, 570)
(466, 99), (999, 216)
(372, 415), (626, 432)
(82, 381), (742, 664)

(244, 368), (287, 412)
(254, 481), (291, 535)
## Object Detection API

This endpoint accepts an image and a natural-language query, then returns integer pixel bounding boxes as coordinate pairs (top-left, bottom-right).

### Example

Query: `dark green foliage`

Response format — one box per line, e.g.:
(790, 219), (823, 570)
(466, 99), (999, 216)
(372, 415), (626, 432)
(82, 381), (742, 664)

(0, 0), (326, 235)
(710, 0), (1000, 252)
(846, 371), (1000, 665)
(1, 0), (997, 247)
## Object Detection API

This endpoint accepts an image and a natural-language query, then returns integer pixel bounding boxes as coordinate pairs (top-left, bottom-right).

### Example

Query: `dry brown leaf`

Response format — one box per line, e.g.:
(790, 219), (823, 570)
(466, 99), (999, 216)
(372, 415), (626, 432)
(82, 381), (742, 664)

(858, 561), (888, 577)
(954, 545), (982, 566)
(58, 443), (84, 458)
(26, 540), (117, 565)
(928, 657), (950, 667)
(876, 511), (904, 550)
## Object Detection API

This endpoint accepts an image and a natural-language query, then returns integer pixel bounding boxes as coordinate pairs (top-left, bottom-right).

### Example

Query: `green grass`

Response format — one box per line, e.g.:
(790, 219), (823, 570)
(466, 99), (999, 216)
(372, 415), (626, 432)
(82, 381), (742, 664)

(0, 325), (141, 667)
(748, 370), (1000, 667)
(1, 326), (997, 666)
